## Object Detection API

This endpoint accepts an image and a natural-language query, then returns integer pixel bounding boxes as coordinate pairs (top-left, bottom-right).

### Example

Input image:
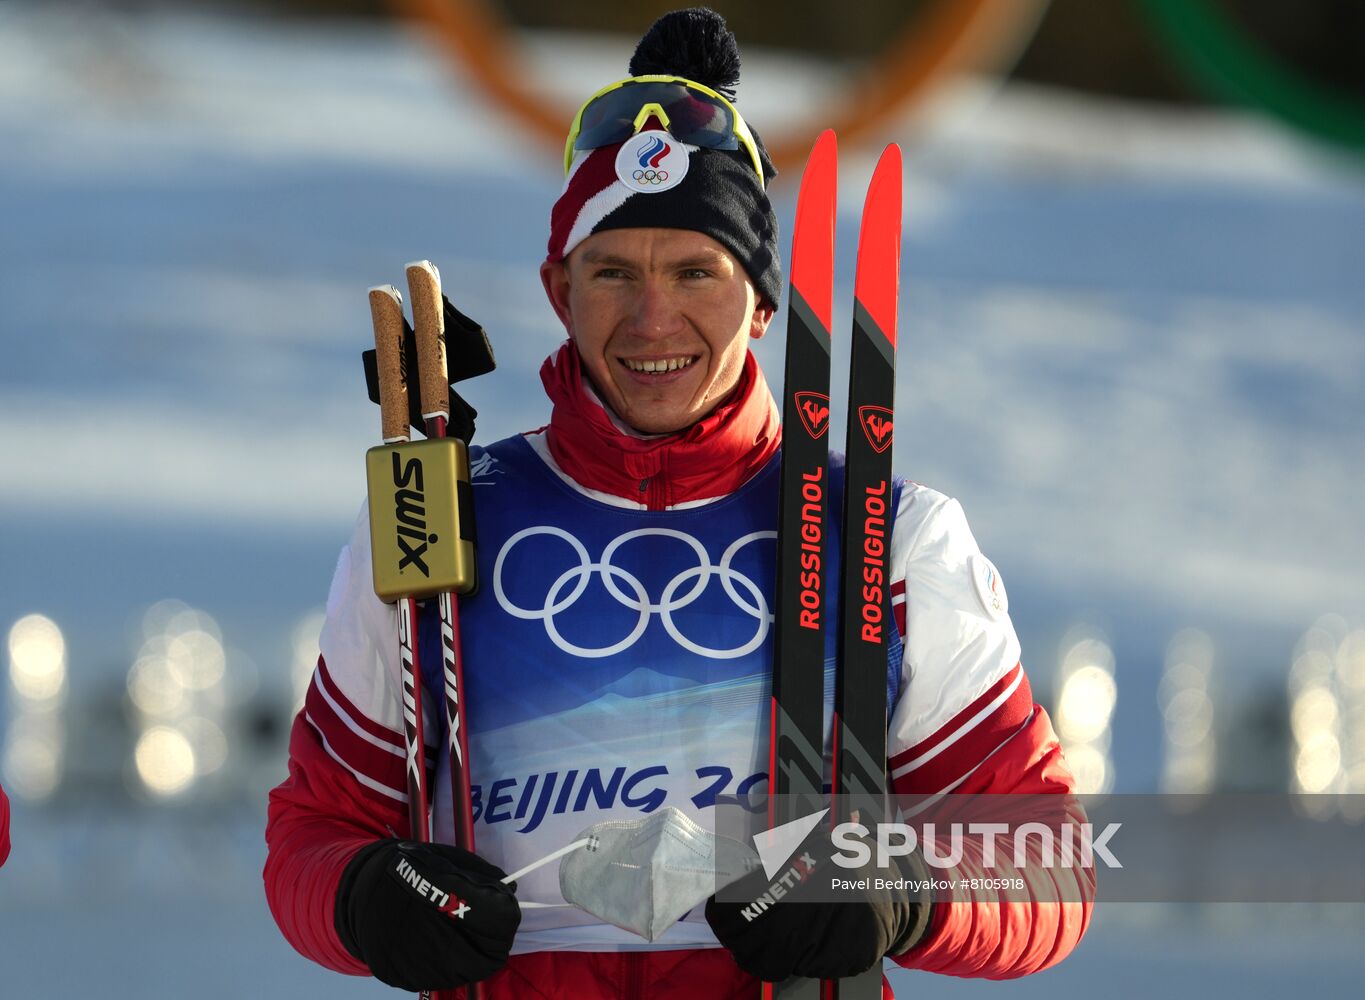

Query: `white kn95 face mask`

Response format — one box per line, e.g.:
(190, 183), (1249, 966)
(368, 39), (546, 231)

(557, 807), (759, 942)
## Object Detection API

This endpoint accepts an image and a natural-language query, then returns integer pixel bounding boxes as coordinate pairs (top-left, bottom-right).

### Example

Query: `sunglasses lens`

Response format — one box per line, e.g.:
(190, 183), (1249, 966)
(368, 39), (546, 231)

(574, 82), (740, 153)
(661, 94), (735, 145)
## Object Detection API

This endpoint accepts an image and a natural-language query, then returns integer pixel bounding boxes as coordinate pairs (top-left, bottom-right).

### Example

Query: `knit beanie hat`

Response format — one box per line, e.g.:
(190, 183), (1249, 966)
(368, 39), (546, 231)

(546, 8), (782, 306)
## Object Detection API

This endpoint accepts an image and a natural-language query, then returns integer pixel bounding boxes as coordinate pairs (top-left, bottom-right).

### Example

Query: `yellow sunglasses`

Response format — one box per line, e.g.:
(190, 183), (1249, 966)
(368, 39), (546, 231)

(564, 75), (765, 188)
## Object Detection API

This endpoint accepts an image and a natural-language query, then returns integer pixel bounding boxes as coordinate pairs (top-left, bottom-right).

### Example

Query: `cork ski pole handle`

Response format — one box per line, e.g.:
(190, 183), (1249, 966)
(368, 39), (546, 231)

(405, 260), (450, 426)
(368, 285), (411, 444)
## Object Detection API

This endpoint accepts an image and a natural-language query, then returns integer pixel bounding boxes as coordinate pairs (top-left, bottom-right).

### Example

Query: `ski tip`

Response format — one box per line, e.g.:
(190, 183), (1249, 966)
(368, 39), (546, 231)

(789, 130), (838, 336)
(853, 144), (903, 349)
(865, 143), (903, 216)
(875, 142), (902, 176)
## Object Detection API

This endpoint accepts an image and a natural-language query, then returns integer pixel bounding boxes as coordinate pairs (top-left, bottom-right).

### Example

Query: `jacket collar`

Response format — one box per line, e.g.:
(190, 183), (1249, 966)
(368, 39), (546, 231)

(539, 341), (780, 510)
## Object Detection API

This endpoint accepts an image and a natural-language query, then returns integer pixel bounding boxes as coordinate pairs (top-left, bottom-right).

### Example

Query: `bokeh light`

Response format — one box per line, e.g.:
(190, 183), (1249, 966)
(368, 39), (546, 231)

(134, 726), (197, 798)
(1295, 732), (1342, 794)
(1291, 686), (1339, 743)
(7, 613), (67, 702)
(1159, 629), (1216, 797)
(1288, 616), (1359, 812)
(165, 628), (226, 691)
(127, 645), (186, 718)
(2, 717), (63, 801)
(1335, 629), (1365, 815)
(1056, 664), (1117, 744)
(1054, 630), (1116, 794)
(5, 613), (68, 801)
(126, 601), (231, 801)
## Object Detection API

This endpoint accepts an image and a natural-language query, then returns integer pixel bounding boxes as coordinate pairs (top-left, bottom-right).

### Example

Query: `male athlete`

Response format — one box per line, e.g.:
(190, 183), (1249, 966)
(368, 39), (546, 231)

(265, 9), (1090, 996)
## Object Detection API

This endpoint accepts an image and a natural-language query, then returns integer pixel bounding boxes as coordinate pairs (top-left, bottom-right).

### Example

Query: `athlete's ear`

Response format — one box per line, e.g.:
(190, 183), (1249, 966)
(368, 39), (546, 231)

(541, 259), (574, 336)
(749, 298), (776, 341)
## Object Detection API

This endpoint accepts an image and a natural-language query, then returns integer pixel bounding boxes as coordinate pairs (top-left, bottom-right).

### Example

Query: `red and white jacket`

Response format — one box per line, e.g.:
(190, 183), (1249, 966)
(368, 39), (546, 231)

(265, 344), (1091, 997)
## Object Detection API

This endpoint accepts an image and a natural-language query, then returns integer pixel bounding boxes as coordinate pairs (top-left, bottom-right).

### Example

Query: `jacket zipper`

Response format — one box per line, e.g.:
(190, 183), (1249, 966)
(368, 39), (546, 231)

(625, 951), (646, 999)
(639, 475), (667, 512)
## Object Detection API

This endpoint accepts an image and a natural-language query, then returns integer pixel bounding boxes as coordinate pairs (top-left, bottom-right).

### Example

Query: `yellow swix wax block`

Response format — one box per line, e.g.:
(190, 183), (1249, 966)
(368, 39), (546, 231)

(366, 437), (476, 601)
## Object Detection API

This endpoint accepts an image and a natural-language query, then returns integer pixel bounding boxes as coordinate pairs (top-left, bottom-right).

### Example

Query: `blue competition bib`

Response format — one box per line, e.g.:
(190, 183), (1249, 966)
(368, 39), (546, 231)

(421, 435), (902, 912)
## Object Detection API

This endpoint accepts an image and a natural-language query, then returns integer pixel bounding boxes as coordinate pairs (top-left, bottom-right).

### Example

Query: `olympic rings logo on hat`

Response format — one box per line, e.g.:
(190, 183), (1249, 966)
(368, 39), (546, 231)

(615, 129), (689, 194)
(492, 526), (775, 659)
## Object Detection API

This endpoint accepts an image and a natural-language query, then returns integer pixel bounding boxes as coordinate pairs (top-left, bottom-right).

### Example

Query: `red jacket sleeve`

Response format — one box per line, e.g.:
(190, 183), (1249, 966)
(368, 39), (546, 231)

(1, 780), (10, 867)
(263, 657), (415, 976)
(888, 678), (1094, 978)
(883, 487), (1094, 978)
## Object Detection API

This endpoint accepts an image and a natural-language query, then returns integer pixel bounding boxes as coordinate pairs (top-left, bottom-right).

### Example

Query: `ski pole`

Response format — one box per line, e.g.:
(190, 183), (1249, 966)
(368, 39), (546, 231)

(407, 261), (483, 1000)
(366, 269), (485, 1000)
(405, 261), (479, 858)
(368, 284), (431, 842)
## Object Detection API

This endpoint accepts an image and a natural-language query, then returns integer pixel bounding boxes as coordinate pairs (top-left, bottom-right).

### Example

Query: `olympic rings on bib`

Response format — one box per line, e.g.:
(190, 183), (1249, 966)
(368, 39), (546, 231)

(631, 168), (669, 184)
(492, 527), (776, 659)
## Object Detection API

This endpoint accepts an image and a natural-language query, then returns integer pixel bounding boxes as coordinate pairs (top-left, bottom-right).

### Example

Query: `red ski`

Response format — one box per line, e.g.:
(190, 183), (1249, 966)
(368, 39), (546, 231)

(769, 137), (903, 1000)
(833, 145), (903, 999)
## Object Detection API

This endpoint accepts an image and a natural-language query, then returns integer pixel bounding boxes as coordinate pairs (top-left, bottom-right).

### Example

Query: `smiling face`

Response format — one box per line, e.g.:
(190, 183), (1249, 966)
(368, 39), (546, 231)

(541, 228), (774, 435)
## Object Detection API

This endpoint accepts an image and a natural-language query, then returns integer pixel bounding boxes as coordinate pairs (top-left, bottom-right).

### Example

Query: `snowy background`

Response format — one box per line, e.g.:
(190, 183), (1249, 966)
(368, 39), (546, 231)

(1, 2), (1363, 995)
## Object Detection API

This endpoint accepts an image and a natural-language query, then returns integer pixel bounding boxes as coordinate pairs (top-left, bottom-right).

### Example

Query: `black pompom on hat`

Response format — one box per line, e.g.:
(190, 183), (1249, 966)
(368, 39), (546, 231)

(548, 8), (781, 307)
(628, 6), (743, 98)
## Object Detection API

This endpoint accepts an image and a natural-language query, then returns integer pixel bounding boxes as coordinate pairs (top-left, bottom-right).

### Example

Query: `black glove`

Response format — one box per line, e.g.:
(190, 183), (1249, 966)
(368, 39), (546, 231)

(705, 825), (933, 981)
(335, 838), (520, 991)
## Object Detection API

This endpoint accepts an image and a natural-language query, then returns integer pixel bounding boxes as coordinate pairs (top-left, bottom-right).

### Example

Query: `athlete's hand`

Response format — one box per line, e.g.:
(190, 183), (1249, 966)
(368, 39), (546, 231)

(704, 825), (932, 980)
(335, 838), (520, 991)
